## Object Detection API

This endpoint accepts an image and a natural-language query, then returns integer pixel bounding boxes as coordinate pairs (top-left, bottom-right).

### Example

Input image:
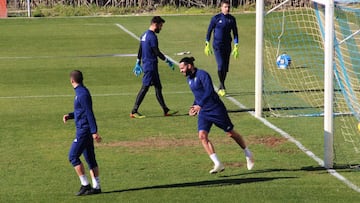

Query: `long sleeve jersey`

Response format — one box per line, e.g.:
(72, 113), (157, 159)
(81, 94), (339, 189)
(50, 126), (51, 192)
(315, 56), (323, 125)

(69, 85), (97, 135)
(137, 29), (166, 72)
(206, 13), (239, 47)
(187, 68), (224, 112)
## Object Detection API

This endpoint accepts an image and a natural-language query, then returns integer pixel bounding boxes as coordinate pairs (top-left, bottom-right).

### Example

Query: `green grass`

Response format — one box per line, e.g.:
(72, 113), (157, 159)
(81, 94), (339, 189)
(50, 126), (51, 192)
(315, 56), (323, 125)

(1, 15), (360, 202)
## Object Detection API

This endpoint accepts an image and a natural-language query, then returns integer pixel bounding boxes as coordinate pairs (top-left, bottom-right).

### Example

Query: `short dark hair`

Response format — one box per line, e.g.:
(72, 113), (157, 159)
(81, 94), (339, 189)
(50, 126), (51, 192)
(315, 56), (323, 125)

(151, 16), (165, 24)
(70, 70), (83, 84)
(179, 57), (195, 66)
(221, 0), (230, 6)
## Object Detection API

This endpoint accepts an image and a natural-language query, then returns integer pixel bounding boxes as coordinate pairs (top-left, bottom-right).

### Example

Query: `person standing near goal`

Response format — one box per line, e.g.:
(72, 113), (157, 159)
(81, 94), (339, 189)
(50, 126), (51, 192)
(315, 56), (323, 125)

(130, 16), (178, 118)
(63, 70), (102, 196)
(178, 57), (254, 174)
(205, 0), (239, 97)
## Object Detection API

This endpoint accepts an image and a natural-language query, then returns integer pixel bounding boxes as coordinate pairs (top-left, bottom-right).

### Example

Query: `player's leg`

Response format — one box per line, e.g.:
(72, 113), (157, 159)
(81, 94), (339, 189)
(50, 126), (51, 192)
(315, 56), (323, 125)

(227, 130), (255, 170)
(227, 130), (246, 149)
(198, 130), (215, 155)
(154, 73), (178, 116)
(83, 136), (101, 195)
(212, 106), (255, 170)
(68, 137), (91, 195)
(214, 47), (227, 96)
(198, 115), (224, 174)
(217, 70), (226, 89)
(221, 45), (232, 91)
(214, 47), (225, 89)
(153, 79), (169, 113)
(131, 85), (149, 118)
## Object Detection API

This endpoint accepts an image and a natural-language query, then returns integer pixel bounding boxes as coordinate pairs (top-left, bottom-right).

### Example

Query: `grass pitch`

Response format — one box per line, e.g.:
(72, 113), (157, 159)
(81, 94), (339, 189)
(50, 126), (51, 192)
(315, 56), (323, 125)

(1, 15), (360, 202)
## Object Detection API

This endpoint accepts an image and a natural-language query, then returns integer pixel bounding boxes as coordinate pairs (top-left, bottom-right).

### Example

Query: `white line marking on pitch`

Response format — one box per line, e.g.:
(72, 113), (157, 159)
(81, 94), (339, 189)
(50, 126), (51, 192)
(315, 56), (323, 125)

(115, 23), (177, 63)
(116, 23), (360, 193)
(0, 53), (137, 60)
(225, 95), (360, 193)
(0, 91), (191, 100)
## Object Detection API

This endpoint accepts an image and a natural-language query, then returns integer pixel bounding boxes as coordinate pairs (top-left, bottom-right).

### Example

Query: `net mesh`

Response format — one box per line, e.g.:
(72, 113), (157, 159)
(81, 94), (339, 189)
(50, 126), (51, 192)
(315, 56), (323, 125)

(263, 0), (360, 165)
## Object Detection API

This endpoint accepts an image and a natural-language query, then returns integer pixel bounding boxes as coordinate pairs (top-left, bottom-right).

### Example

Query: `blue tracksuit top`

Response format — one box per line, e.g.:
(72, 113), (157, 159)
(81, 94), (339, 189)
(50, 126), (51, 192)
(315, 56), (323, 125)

(187, 68), (224, 111)
(206, 13), (238, 47)
(140, 30), (159, 71)
(69, 85), (97, 135)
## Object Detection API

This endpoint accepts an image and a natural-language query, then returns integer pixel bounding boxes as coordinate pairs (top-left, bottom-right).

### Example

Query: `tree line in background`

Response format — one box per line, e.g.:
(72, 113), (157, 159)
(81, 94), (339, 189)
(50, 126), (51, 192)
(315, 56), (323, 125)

(7, 0), (258, 9)
(6, 0), (311, 10)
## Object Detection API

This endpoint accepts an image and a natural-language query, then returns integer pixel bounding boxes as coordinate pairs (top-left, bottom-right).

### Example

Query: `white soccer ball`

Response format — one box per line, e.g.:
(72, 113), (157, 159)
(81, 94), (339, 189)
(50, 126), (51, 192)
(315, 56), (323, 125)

(276, 53), (292, 69)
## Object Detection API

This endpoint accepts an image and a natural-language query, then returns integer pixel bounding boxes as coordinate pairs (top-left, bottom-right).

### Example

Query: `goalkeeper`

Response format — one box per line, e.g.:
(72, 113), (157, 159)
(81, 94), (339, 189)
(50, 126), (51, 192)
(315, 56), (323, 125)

(205, 0), (239, 97)
(130, 16), (178, 118)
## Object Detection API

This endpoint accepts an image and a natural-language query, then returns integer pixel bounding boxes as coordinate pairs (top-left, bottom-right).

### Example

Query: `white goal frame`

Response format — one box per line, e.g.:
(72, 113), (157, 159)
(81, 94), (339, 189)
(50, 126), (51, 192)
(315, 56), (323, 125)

(255, 0), (335, 168)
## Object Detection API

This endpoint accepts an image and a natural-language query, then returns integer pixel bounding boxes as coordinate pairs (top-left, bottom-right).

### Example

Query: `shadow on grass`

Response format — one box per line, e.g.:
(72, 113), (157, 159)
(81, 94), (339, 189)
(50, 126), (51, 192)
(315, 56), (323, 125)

(103, 176), (296, 194)
(145, 113), (189, 118)
(220, 166), (331, 178)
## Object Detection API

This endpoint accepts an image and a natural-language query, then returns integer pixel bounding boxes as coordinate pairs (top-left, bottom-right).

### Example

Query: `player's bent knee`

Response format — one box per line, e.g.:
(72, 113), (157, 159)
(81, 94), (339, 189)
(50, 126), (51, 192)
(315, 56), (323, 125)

(198, 131), (209, 141)
(88, 161), (98, 170)
(141, 85), (150, 92)
(226, 131), (234, 137)
(69, 157), (81, 167)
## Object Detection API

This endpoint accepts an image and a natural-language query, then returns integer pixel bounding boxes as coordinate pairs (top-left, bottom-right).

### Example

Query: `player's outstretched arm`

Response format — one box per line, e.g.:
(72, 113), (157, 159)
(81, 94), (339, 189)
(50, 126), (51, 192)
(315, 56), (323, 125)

(231, 43), (239, 59)
(79, 94), (98, 135)
(197, 72), (214, 107)
(232, 17), (239, 45)
(63, 112), (74, 123)
(231, 17), (239, 59)
(92, 133), (102, 143)
(164, 58), (174, 70)
(137, 43), (142, 61)
(204, 17), (216, 56)
(150, 46), (174, 70)
(205, 17), (216, 44)
(189, 105), (201, 116)
(133, 59), (143, 77)
(204, 41), (213, 56)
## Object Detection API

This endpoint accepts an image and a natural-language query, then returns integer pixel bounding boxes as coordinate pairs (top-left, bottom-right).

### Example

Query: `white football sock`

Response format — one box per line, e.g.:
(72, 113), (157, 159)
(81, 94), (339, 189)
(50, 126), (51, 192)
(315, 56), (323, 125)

(92, 176), (101, 189)
(244, 147), (252, 157)
(209, 153), (221, 166)
(79, 175), (89, 186)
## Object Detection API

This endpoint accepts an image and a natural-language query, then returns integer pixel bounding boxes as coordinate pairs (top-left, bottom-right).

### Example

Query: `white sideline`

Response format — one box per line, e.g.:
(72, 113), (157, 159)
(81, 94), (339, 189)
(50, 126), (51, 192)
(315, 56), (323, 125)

(116, 23), (360, 193)
(226, 96), (360, 192)
(0, 91), (191, 99)
(0, 53), (137, 60)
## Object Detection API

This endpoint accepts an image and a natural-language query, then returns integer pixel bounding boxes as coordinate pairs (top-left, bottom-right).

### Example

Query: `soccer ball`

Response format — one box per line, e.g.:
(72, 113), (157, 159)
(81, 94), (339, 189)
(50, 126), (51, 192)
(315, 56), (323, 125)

(276, 53), (292, 69)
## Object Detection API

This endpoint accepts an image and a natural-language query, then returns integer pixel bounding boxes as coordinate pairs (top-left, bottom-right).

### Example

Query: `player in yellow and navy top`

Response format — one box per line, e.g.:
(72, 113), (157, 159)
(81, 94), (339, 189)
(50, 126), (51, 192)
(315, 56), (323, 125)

(63, 70), (102, 196)
(178, 57), (254, 174)
(130, 16), (178, 119)
(205, 0), (239, 97)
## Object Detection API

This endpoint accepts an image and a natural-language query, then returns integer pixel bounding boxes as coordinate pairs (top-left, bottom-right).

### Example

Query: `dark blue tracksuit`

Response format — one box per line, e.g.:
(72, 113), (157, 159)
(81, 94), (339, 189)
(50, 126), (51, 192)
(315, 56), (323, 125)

(206, 13), (238, 73)
(68, 84), (98, 169)
(131, 29), (169, 114)
(140, 29), (164, 87)
(187, 68), (234, 133)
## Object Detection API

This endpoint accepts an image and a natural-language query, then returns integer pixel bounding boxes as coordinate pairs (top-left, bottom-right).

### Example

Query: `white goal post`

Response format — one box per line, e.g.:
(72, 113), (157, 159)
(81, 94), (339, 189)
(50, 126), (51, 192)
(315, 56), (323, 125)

(255, 0), (335, 168)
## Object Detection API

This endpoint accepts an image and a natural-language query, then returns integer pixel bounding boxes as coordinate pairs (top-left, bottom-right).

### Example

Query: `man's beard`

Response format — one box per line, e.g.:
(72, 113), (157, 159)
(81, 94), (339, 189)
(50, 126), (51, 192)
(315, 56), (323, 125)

(186, 70), (193, 76)
(155, 28), (161, 33)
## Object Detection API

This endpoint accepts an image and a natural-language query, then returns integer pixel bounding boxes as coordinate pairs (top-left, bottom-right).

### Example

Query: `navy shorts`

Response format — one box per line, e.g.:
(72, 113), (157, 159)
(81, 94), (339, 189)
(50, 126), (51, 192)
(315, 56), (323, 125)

(198, 106), (234, 133)
(142, 71), (162, 88)
(214, 45), (232, 72)
(68, 131), (98, 169)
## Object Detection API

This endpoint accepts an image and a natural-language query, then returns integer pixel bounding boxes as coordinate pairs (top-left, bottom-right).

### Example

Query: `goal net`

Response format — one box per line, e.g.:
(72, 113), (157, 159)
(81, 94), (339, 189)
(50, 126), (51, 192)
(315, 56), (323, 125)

(261, 0), (360, 166)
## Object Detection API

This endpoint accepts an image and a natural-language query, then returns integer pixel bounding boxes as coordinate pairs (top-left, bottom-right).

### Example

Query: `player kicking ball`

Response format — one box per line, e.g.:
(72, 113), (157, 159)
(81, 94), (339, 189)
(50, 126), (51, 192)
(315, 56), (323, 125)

(130, 16), (178, 118)
(63, 70), (102, 195)
(179, 57), (254, 174)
